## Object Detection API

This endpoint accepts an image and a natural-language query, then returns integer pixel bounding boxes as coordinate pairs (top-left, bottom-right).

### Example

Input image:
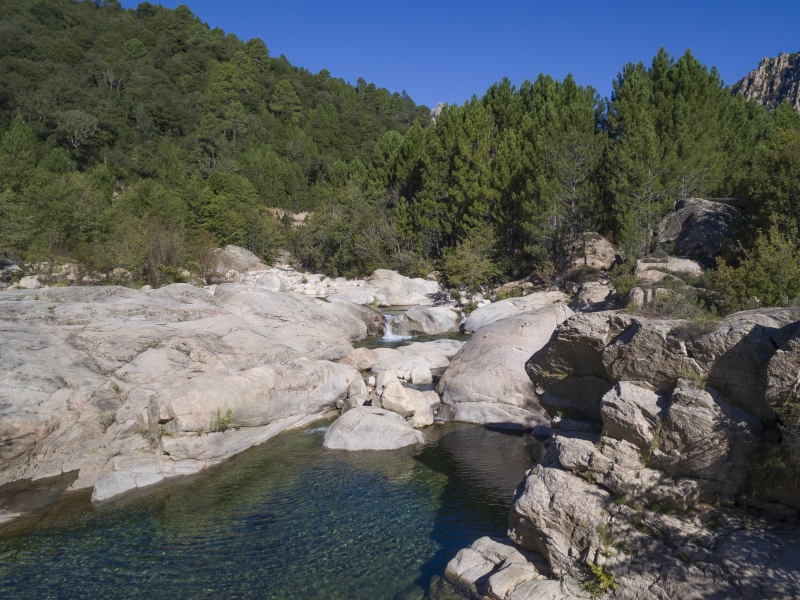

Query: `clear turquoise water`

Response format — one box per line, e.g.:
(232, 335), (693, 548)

(0, 422), (541, 600)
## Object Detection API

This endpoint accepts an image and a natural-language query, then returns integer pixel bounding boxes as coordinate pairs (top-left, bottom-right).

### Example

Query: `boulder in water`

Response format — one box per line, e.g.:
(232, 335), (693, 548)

(403, 306), (460, 334)
(438, 304), (573, 430)
(323, 407), (424, 450)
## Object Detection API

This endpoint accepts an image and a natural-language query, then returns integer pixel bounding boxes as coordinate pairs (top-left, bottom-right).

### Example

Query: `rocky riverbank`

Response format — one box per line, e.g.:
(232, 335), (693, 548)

(441, 305), (800, 600)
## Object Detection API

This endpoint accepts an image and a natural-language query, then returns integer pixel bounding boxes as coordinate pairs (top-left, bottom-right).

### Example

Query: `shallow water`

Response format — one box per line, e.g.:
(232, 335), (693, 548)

(0, 422), (542, 600)
(355, 331), (472, 351)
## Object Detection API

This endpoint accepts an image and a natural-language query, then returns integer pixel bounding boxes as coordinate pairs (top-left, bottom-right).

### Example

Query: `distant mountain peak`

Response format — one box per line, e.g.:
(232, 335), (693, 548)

(732, 52), (800, 112)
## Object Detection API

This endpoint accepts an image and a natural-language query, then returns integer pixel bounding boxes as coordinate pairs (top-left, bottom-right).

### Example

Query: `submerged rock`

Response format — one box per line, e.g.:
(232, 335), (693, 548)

(322, 407), (424, 450)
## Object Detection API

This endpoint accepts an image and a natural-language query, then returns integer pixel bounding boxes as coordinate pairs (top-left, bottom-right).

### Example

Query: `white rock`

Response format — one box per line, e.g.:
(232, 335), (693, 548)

(255, 273), (286, 292)
(411, 366), (433, 385)
(323, 407), (424, 450)
(465, 291), (567, 333)
(381, 381), (416, 418)
(18, 276), (41, 290)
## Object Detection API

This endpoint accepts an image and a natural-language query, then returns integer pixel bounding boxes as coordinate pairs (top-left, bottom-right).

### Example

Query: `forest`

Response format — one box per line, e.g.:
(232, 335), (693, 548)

(2, 0), (800, 314)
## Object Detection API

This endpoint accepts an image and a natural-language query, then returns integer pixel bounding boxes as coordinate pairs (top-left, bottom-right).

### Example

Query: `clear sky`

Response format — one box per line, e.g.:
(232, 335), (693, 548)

(120, 0), (800, 108)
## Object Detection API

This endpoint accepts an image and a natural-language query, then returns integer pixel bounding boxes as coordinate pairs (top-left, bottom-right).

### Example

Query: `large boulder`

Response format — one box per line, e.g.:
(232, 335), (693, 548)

(371, 345), (450, 381)
(444, 536), (552, 600)
(465, 291), (568, 333)
(437, 304), (573, 430)
(365, 269), (440, 306)
(255, 273), (286, 292)
(0, 283), (373, 508)
(402, 306), (460, 335)
(634, 256), (703, 278)
(568, 281), (621, 313)
(322, 407), (424, 450)
(571, 232), (617, 270)
(657, 198), (741, 267)
(216, 244), (265, 272)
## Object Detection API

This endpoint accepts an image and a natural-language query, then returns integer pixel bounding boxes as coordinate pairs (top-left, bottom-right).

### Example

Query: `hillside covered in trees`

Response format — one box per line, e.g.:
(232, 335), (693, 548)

(2, 0), (800, 307)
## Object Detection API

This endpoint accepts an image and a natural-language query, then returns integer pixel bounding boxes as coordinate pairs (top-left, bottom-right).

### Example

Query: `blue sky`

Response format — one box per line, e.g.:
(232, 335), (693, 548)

(121, 0), (800, 108)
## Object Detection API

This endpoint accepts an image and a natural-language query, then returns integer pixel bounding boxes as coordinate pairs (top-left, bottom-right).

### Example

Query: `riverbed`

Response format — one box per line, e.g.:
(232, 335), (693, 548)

(0, 422), (543, 599)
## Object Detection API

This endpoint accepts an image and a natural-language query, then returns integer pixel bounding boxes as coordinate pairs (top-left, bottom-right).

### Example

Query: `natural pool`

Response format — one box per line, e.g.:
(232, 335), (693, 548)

(0, 422), (543, 599)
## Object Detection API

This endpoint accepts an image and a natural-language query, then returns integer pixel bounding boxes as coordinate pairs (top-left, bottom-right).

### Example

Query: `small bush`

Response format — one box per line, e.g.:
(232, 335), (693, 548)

(705, 228), (800, 314)
(210, 408), (233, 433)
(609, 262), (640, 297)
(582, 563), (618, 597)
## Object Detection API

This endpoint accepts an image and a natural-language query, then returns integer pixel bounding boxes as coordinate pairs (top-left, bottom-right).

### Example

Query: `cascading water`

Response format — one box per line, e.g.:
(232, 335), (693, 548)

(381, 313), (413, 341)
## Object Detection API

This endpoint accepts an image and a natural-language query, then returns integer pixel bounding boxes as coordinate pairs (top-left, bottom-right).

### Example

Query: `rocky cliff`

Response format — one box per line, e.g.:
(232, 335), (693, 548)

(732, 51), (800, 112)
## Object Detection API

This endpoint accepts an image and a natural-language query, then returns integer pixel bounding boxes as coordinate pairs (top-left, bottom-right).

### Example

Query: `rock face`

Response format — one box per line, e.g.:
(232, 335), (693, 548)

(448, 304), (800, 600)
(322, 407), (424, 450)
(732, 51), (800, 112)
(464, 292), (567, 333)
(438, 304), (573, 430)
(507, 465), (800, 600)
(656, 198), (741, 267)
(0, 284), (376, 505)
(527, 307), (800, 422)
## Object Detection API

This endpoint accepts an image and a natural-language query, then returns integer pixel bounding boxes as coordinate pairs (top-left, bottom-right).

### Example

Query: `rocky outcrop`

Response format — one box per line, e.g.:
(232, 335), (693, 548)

(634, 256), (703, 278)
(438, 304), (573, 430)
(732, 52), (800, 112)
(464, 292), (567, 333)
(444, 536), (555, 600)
(507, 465), (800, 600)
(568, 282), (621, 313)
(527, 307), (800, 422)
(322, 407), (424, 450)
(0, 283), (376, 505)
(255, 272), (286, 292)
(656, 198), (742, 267)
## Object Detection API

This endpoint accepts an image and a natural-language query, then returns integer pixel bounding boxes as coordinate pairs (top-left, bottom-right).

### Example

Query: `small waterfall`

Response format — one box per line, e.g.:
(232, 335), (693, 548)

(381, 313), (413, 341)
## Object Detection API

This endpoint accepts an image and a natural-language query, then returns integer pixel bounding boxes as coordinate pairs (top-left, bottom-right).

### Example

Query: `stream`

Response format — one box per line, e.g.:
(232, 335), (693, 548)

(0, 422), (543, 599)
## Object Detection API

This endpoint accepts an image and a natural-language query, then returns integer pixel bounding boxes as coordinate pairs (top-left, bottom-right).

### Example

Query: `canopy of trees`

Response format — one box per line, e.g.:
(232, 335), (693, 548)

(2, 0), (800, 291)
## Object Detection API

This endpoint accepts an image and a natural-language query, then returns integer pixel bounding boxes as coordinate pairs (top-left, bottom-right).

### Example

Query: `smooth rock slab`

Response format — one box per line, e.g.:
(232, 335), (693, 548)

(323, 407), (424, 450)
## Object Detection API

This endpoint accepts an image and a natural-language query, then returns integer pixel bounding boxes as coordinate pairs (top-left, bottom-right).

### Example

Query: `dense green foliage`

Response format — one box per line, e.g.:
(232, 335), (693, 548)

(0, 0), (429, 283)
(2, 0), (800, 295)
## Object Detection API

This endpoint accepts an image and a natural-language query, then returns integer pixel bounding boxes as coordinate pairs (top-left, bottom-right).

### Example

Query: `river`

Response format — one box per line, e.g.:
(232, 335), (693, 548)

(0, 421), (543, 599)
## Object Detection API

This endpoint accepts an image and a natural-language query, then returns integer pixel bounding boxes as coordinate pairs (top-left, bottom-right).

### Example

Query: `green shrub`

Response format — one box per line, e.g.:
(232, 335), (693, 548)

(706, 228), (800, 314)
(609, 262), (640, 297)
(440, 227), (503, 296)
(582, 563), (618, 596)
